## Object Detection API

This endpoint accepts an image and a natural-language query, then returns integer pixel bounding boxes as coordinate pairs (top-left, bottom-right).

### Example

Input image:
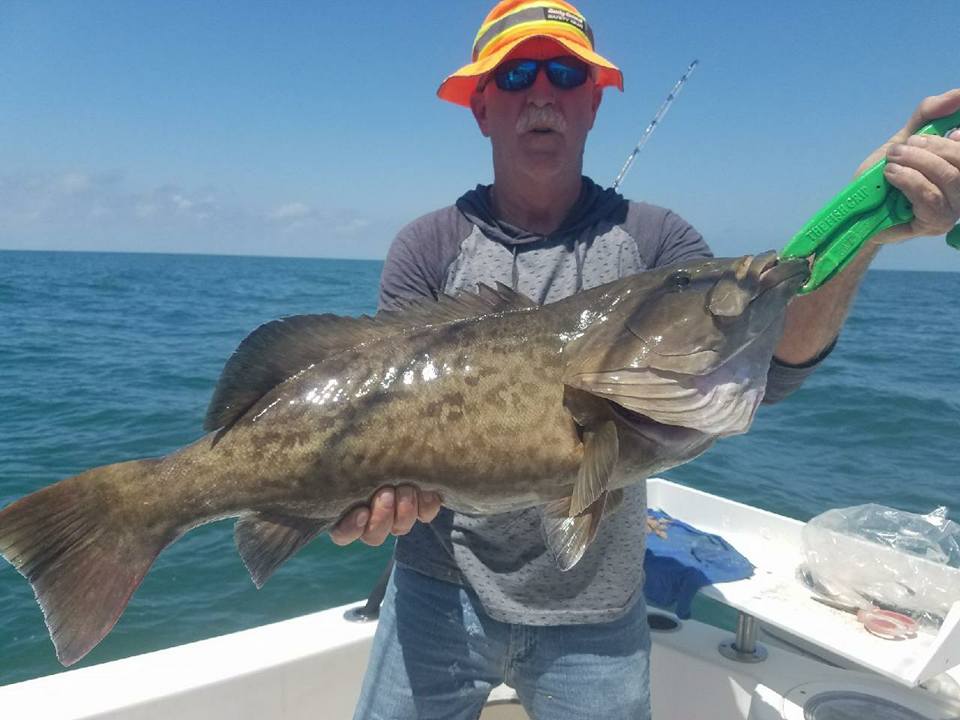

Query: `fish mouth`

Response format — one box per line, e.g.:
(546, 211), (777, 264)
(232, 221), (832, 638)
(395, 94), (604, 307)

(755, 253), (809, 293)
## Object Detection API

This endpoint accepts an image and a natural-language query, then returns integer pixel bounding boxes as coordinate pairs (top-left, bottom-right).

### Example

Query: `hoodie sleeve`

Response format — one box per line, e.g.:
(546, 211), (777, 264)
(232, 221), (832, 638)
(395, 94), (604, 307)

(622, 202), (712, 269)
(649, 208), (713, 267)
(378, 206), (471, 312)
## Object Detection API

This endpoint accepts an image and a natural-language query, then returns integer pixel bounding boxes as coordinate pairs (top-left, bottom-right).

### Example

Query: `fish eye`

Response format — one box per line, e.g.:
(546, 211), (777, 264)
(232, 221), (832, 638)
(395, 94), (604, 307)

(669, 273), (691, 289)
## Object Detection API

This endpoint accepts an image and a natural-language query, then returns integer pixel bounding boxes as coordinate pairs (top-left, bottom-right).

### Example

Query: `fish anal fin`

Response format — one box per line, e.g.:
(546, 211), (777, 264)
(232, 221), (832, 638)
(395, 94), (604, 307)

(235, 512), (330, 589)
(569, 420), (619, 517)
(0, 459), (171, 666)
(541, 493), (607, 572)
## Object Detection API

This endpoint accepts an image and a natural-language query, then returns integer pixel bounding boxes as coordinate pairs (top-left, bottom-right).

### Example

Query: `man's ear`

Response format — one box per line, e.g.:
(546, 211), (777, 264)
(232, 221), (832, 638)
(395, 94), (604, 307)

(471, 90), (491, 137)
(588, 85), (602, 130)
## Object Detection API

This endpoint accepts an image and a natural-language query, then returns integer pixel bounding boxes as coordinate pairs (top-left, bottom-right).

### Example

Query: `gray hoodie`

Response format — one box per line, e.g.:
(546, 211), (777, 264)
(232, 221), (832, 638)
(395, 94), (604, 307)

(378, 177), (822, 624)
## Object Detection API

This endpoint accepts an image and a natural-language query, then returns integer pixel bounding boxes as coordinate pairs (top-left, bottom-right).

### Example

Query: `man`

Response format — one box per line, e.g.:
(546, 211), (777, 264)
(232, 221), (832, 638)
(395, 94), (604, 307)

(337, 2), (960, 718)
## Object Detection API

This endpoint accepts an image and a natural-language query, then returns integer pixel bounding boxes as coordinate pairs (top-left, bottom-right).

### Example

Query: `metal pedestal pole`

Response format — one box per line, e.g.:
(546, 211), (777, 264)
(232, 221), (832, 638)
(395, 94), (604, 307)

(718, 611), (768, 663)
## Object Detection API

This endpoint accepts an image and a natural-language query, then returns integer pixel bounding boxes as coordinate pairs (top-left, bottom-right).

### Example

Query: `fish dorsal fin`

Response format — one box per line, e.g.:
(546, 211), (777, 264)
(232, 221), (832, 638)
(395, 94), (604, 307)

(204, 314), (384, 431)
(378, 282), (536, 326)
(204, 284), (536, 432)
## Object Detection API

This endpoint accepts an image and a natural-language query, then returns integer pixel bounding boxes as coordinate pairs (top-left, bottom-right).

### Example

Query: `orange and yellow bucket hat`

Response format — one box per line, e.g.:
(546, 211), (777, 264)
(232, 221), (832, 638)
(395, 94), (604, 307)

(437, 0), (624, 107)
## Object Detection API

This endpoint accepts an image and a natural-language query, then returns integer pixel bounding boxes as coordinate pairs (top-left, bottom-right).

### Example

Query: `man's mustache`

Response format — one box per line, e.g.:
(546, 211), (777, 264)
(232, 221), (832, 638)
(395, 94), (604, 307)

(516, 105), (567, 134)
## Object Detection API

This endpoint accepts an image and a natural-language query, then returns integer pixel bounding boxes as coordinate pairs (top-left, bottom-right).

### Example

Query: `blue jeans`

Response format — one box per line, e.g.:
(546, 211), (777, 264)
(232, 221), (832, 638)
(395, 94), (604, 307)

(353, 564), (652, 720)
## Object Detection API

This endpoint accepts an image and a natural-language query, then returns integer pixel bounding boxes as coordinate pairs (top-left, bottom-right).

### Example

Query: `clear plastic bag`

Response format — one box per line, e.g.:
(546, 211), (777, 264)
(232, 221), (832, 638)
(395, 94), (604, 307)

(800, 504), (960, 627)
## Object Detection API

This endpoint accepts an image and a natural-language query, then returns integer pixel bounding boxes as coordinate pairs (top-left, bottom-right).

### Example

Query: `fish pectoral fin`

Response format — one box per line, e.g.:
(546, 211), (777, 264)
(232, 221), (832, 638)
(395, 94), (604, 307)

(235, 513), (330, 589)
(569, 420), (619, 517)
(541, 494), (607, 572)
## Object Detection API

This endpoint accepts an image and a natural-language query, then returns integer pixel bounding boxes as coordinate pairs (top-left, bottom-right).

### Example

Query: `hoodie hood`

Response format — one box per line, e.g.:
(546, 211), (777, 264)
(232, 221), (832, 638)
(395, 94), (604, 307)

(455, 176), (626, 246)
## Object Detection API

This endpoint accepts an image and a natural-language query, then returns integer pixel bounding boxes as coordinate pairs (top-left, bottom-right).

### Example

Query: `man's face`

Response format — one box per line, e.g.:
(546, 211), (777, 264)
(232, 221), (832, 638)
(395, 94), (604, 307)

(470, 39), (602, 181)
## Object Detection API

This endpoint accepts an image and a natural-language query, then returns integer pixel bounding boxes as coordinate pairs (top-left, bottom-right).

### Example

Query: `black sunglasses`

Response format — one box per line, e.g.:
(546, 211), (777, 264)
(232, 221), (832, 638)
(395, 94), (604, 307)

(484, 56), (590, 93)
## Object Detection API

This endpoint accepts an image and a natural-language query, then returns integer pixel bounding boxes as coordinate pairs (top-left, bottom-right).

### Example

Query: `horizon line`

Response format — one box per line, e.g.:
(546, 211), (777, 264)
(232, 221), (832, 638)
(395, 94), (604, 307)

(2, 246), (957, 274)
(0, 246), (384, 264)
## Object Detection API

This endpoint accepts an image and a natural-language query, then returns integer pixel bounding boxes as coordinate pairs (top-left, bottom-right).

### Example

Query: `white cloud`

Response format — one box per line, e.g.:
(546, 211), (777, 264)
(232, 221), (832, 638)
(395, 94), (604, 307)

(265, 201), (375, 238)
(134, 201), (157, 219)
(334, 218), (372, 235)
(269, 202), (313, 221)
(0, 171), (382, 257)
(59, 172), (93, 195)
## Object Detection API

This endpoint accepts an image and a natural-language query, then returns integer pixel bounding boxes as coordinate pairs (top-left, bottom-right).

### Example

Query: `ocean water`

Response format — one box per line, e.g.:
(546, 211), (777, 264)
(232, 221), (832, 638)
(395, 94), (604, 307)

(0, 249), (957, 686)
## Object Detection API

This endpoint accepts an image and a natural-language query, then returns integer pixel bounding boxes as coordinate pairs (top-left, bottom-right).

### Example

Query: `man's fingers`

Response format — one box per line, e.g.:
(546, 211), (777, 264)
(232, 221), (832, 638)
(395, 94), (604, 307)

(329, 506), (371, 546)
(391, 485), (419, 535)
(328, 486), (442, 547)
(888, 136), (960, 220)
(857, 90), (960, 177)
(917, 133), (960, 214)
(884, 163), (954, 238)
(418, 491), (443, 523)
(901, 133), (960, 181)
(392, 487), (442, 532)
(360, 487), (396, 546)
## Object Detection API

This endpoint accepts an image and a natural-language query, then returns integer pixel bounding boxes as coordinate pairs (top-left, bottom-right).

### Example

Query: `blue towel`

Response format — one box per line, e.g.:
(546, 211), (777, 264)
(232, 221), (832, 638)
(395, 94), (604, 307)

(643, 509), (754, 618)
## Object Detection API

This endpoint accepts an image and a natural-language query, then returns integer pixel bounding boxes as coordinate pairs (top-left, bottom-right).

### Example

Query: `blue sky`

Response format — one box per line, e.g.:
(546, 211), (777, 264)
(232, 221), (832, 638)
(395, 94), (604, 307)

(1, 1), (957, 271)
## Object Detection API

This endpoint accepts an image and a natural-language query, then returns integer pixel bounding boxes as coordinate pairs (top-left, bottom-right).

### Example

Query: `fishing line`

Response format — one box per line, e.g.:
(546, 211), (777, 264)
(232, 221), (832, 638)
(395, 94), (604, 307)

(612, 59), (698, 192)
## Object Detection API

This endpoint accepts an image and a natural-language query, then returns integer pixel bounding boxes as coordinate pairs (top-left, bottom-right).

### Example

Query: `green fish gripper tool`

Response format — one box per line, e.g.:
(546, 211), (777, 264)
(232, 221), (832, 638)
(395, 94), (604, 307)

(948, 225), (960, 250)
(781, 107), (960, 294)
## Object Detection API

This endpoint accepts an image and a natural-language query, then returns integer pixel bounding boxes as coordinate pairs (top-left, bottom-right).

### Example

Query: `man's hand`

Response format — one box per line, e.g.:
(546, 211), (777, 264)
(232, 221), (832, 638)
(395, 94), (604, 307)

(775, 89), (960, 366)
(329, 486), (443, 546)
(860, 88), (960, 246)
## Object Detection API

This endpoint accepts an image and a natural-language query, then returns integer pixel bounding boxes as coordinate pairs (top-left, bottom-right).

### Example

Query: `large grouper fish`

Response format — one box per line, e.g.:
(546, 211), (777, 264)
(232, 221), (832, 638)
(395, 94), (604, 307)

(0, 251), (808, 666)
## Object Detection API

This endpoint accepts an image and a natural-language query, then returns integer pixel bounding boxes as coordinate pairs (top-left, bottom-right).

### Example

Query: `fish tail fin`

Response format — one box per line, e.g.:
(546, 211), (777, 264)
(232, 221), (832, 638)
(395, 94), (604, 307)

(0, 458), (173, 666)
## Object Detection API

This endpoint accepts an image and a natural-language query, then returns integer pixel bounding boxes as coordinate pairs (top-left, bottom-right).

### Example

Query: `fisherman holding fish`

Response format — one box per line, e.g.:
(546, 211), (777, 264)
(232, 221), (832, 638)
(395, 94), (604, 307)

(335, 2), (960, 718)
(0, 0), (957, 715)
